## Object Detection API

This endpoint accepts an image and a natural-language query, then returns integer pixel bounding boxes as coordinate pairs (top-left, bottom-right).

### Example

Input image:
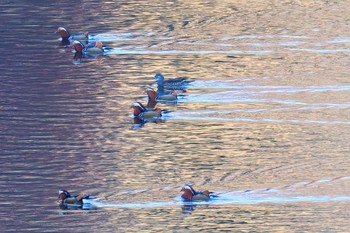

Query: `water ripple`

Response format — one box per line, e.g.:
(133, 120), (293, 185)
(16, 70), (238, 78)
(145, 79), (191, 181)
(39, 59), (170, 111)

(87, 193), (350, 209)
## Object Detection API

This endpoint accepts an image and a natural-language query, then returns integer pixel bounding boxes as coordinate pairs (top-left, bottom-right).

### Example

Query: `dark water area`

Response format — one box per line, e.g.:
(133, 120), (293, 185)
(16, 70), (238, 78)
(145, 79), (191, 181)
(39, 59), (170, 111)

(1, 0), (350, 232)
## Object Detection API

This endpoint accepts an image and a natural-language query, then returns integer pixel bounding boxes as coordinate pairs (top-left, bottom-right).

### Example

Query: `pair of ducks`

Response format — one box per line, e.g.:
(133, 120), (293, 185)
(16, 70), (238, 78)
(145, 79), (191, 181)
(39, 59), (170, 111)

(58, 184), (216, 207)
(130, 87), (176, 119)
(55, 27), (105, 55)
(131, 74), (191, 119)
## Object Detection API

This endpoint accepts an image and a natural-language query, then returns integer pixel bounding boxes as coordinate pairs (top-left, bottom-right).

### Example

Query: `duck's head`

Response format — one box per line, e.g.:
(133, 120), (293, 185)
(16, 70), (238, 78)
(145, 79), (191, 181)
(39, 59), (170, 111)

(55, 27), (70, 39)
(145, 87), (158, 100)
(72, 40), (84, 53)
(132, 102), (147, 111)
(58, 190), (71, 203)
(131, 102), (147, 116)
(171, 91), (177, 97)
(154, 73), (165, 82)
(181, 184), (196, 200)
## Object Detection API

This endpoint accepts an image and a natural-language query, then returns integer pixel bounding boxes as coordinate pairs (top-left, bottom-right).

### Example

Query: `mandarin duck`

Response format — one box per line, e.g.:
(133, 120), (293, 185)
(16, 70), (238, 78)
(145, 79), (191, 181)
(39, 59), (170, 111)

(131, 102), (163, 119)
(181, 184), (217, 202)
(57, 190), (89, 206)
(145, 87), (177, 102)
(55, 27), (89, 45)
(72, 40), (105, 55)
(154, 73), (191, 90)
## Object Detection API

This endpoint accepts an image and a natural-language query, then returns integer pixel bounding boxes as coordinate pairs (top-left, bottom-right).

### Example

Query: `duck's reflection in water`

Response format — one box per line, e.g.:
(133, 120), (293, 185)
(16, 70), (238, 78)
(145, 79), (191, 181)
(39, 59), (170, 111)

(132, 117), (164, 129)
(58, 202), (98, 211)
(72, 51), (105, 65)
(181, 203), (197, 215)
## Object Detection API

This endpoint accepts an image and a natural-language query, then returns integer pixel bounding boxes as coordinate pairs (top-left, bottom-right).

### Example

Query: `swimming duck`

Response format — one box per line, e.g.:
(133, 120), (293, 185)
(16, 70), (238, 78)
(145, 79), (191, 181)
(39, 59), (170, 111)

(72, 40), (104, 55)
(154, 73), (191, 90)
(55, 27), (89, 44)
(181, 184), (216, 201)
(131, 102), (163, 118)
(57, 190), (88, 206)
(145, 87), (177, 102)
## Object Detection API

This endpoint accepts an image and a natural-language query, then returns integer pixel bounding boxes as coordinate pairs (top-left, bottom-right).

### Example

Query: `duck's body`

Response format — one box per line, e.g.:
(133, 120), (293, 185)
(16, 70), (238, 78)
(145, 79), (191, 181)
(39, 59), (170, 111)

(55, 27), (89, 45)
(72, 40), (104, 55)
(154, 73), (191, 90)
(145, 87), (177, 102)
(181, 184), (216, 202)
(131, 102), (163, 118)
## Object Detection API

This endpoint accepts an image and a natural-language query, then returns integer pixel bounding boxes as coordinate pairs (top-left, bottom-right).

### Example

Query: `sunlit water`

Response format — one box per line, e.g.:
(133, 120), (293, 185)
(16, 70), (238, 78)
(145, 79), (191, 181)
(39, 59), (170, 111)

(1, 0), (350, 232)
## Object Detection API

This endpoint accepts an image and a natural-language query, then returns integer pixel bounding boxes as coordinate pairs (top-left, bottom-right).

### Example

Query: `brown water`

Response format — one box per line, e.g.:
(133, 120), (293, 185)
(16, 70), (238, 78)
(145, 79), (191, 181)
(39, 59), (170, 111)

(1, 0), (350, 232)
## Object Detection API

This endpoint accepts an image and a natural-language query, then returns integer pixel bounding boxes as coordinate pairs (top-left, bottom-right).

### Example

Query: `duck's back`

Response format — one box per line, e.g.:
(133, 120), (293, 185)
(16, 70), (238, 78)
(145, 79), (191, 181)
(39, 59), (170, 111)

(191, 193), (210, 201)
(64, 197), (79, 204)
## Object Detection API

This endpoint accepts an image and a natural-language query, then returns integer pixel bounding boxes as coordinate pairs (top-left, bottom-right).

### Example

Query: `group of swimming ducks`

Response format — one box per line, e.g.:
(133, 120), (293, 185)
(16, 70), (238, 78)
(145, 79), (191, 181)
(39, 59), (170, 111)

(56, 27), (218, 209)
(131, 73), (191, 126)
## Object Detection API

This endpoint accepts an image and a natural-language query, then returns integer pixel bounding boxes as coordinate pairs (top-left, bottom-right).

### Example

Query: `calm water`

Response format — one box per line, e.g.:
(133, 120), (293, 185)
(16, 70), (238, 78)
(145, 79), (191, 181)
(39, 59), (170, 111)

(1, 0), (350, 232)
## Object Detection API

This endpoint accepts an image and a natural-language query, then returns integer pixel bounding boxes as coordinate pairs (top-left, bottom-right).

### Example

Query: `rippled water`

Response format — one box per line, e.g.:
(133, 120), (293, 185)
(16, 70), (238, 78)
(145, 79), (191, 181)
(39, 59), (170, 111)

(1, 0), (350, 232)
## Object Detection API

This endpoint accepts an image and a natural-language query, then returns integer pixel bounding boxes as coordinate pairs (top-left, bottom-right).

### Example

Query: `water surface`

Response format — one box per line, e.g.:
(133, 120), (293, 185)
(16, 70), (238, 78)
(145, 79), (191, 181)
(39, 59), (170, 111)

(0, 0), (350, 232)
